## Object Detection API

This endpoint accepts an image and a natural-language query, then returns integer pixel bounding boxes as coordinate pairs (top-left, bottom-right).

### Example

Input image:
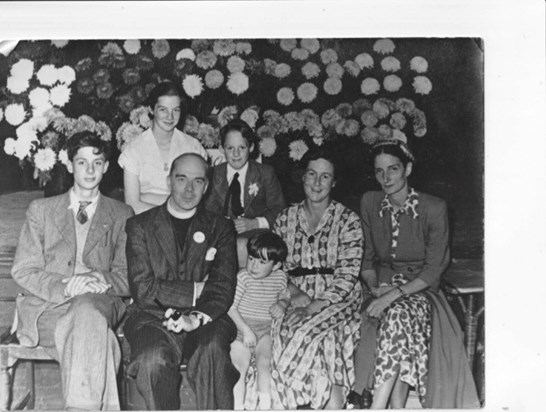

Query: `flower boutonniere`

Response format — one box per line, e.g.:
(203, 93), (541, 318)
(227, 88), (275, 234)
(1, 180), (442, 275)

(248, 183), (259, 197)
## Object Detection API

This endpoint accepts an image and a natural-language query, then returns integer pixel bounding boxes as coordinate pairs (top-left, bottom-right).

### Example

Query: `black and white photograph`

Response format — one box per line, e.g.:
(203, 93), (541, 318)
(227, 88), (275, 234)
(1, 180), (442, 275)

(0, 1), (544, 411)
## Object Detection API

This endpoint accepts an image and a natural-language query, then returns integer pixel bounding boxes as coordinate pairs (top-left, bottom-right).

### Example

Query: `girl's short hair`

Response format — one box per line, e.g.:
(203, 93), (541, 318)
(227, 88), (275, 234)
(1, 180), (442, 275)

(67, 130), (110, 161)
(246, 231), (288, 264)
(146, 81), (188, 123)
(370, 139), (415, 167)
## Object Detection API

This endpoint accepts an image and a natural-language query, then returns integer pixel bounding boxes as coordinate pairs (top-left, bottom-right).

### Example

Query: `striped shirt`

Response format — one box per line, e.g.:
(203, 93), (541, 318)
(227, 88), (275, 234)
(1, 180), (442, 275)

(232, 268), (289, 322)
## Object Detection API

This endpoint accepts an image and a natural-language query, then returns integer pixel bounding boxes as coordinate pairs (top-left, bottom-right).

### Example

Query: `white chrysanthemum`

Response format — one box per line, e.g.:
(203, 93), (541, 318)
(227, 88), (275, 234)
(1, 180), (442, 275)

(49, 84), (71, 107)
(227, 55), (245, 73)
(235, 42), (252, 55)
(381, 56), (401, 72)
(28, 115), (49, 132)
(300, 38), (320, 54)
(413, 76), (433, 95)
(5, 103), (26, 126)
(58, 149), (70, 167)
(176, 48), (196, 61)
(320, 49), (338, 64)
(383, 75), (403, 92)
(288, 139), (309, 161)
(102, 42), (123, 55)
(3, 137), (16, 155)
(326, 62), (344, 79)
(213, 39), (236, 56)
(204, 70), (224, 89)
(355, 53), (373, 69)
(6, 76), (30, 94)
(57, 66), (76, 85)
(218, 106), (239, 127)
(10, 59), (34, 80)
(274, 63), (291, 79)
(323, 78), (342, 95)
(226, 72), (249, 95)
(361, 78), (380, 95)
(123, 39), (141, 54)
(291, 48), (309, 61)
(51, 40), (69, 48)
(14, 138), (34, 160)
(297, 83), (318, 103)
(37, 64), (58, 86)
(182, 74), (204, 98)
(151, 39), (171, 59)
(373, 38), (396, 54)
(301, 62), (321, 79)
(16, 122), (38, 143)
(240, 107), (260, 128)
(117, 123), (144, 151)
(410, 56), (428, 73)
(32, 103), (53, 118)
(280, 39), (297, 52)
(34, 148), (57, 171)
(344, 61), (361, 77)
(277, 87), (294, 106)
(259, 138), (277, 157)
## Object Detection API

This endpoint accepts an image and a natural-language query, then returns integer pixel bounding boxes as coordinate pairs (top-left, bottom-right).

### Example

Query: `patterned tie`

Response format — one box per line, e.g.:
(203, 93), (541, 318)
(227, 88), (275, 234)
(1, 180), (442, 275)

(229, 172), (244, 217)
(76, 201), (91, 224)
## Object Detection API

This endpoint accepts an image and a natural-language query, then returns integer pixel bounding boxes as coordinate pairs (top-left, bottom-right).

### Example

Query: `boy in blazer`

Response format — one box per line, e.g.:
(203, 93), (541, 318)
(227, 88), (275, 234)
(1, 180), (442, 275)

(11, 131), (134, 410)
(204, 119), (286, 266)
(123, 153), (239, 410)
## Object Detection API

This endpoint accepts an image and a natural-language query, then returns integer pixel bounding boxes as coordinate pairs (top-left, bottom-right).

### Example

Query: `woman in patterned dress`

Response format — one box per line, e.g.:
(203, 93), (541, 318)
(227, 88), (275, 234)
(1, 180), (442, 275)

(347, 140), (479, 409)
(271, 149), (363, 409)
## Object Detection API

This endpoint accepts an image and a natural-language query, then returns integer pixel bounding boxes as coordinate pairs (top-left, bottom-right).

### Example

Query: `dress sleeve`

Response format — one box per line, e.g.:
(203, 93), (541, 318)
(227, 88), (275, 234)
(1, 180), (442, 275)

(360, 192), (377, 271)
(317, 210), (363, 304)
(118, 142), (140, 175)
(417, 199), (451, 290)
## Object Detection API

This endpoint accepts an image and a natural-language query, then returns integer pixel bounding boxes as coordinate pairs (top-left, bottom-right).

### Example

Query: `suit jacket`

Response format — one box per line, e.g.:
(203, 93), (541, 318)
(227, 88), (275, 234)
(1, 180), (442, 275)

(204, 160), (286, 228)
(11, 192), (134, 346)
(125, 204), (238, 321)
(360, 190), (450, 290)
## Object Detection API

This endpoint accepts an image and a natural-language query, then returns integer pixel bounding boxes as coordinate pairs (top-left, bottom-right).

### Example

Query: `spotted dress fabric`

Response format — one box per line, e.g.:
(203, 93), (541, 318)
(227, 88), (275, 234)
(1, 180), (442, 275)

(270, 201), (363, 409)
(374, 189), (432, 403)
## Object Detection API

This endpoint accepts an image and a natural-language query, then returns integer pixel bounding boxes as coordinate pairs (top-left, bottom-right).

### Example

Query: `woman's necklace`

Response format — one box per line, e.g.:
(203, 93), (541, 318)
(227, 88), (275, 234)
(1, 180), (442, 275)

(154, 133), (172, 172)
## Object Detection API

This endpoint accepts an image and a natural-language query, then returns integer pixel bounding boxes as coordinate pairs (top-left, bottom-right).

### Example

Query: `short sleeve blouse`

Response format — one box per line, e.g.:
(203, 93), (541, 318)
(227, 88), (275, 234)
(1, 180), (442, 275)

(118, 128), (207, 199)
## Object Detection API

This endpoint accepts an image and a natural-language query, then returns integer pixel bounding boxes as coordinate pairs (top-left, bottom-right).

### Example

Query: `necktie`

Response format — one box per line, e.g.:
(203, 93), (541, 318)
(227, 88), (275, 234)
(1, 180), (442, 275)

(229, 172), (244, 217)
(76, 201), (91, 224)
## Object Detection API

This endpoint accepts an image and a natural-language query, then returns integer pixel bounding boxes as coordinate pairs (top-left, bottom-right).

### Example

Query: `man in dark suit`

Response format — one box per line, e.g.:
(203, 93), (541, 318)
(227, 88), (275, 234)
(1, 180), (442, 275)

(11, 131), (133, 410)
(124, 153), (239, 410)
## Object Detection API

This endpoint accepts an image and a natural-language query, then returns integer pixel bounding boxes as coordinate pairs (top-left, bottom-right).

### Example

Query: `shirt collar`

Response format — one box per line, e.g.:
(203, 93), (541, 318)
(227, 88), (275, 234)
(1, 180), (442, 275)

(167, 197), (197, 219)
(379, 188), (420, 219)
(68, 188), (100, 217)
(226, 162), (248, 182)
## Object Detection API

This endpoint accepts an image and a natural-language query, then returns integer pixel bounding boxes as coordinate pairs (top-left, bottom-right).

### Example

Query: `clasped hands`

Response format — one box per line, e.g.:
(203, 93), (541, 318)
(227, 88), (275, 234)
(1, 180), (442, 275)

(62, 271), (111, 297)
(365, 284), (397, 319)
(163, 277), (208, 333)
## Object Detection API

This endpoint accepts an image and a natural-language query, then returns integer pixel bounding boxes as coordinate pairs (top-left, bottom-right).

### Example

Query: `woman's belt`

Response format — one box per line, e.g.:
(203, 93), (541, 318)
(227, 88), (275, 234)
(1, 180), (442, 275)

(288, 267), (335, 277)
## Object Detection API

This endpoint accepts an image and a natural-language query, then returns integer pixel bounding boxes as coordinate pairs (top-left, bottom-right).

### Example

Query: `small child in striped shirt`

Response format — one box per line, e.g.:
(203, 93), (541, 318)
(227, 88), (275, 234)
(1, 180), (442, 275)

(228, 231), (290, 410)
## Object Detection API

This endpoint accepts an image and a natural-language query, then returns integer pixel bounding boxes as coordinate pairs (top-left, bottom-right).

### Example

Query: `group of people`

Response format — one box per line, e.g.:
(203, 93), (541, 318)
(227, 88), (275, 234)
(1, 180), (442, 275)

(10, 81), (480, 410)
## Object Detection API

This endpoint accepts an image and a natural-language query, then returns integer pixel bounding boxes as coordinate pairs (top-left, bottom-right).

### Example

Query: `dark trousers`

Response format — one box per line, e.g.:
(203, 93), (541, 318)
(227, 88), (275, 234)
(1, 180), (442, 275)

(124, 311), (239, 410)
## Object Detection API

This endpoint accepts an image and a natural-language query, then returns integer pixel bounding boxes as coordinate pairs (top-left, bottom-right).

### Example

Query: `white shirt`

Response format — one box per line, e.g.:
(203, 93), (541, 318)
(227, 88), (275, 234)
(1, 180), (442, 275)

(68, 189), (99, 220)
(226, 162), (268, 228)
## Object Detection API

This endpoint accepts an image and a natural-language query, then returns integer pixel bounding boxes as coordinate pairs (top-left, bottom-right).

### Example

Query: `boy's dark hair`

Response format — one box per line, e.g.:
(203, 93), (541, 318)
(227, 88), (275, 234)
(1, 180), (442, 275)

(219, 119), (259, 159)
(246, 231), (288, 264)
(66, 130), (110, 161)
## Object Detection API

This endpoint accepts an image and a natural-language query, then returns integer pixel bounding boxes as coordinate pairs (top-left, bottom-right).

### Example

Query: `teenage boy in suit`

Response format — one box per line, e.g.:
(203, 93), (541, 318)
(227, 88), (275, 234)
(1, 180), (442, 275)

(11, 131), (134, 410)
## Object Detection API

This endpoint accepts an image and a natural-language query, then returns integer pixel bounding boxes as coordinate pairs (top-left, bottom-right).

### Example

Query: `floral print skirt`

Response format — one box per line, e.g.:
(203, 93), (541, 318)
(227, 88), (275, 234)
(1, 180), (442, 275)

(373, 274), (432, 404)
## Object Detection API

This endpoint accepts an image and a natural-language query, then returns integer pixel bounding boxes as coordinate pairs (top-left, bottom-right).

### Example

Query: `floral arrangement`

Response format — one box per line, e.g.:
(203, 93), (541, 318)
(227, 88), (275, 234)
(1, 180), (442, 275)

(1, 38), (433, 198)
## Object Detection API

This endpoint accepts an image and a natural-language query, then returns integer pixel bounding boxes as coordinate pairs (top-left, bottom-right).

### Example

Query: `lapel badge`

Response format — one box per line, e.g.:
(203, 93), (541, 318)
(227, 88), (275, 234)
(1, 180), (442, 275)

(193, 231), (205, 243)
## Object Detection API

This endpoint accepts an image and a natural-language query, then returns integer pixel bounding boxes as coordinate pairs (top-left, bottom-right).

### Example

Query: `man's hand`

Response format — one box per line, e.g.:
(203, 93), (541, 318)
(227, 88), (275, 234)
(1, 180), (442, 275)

(286, 306), (312, 326)
(233, 217), (259, 234)
(163, 310), (200, 333)
(62, 275), (111, 297)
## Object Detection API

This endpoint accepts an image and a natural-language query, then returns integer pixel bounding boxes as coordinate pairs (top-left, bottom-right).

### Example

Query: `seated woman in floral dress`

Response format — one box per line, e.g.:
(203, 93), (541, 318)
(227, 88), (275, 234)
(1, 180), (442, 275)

(271, 148), (363, 409)
(347, 139), (479, 409)
(118, 81), (207, 214)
